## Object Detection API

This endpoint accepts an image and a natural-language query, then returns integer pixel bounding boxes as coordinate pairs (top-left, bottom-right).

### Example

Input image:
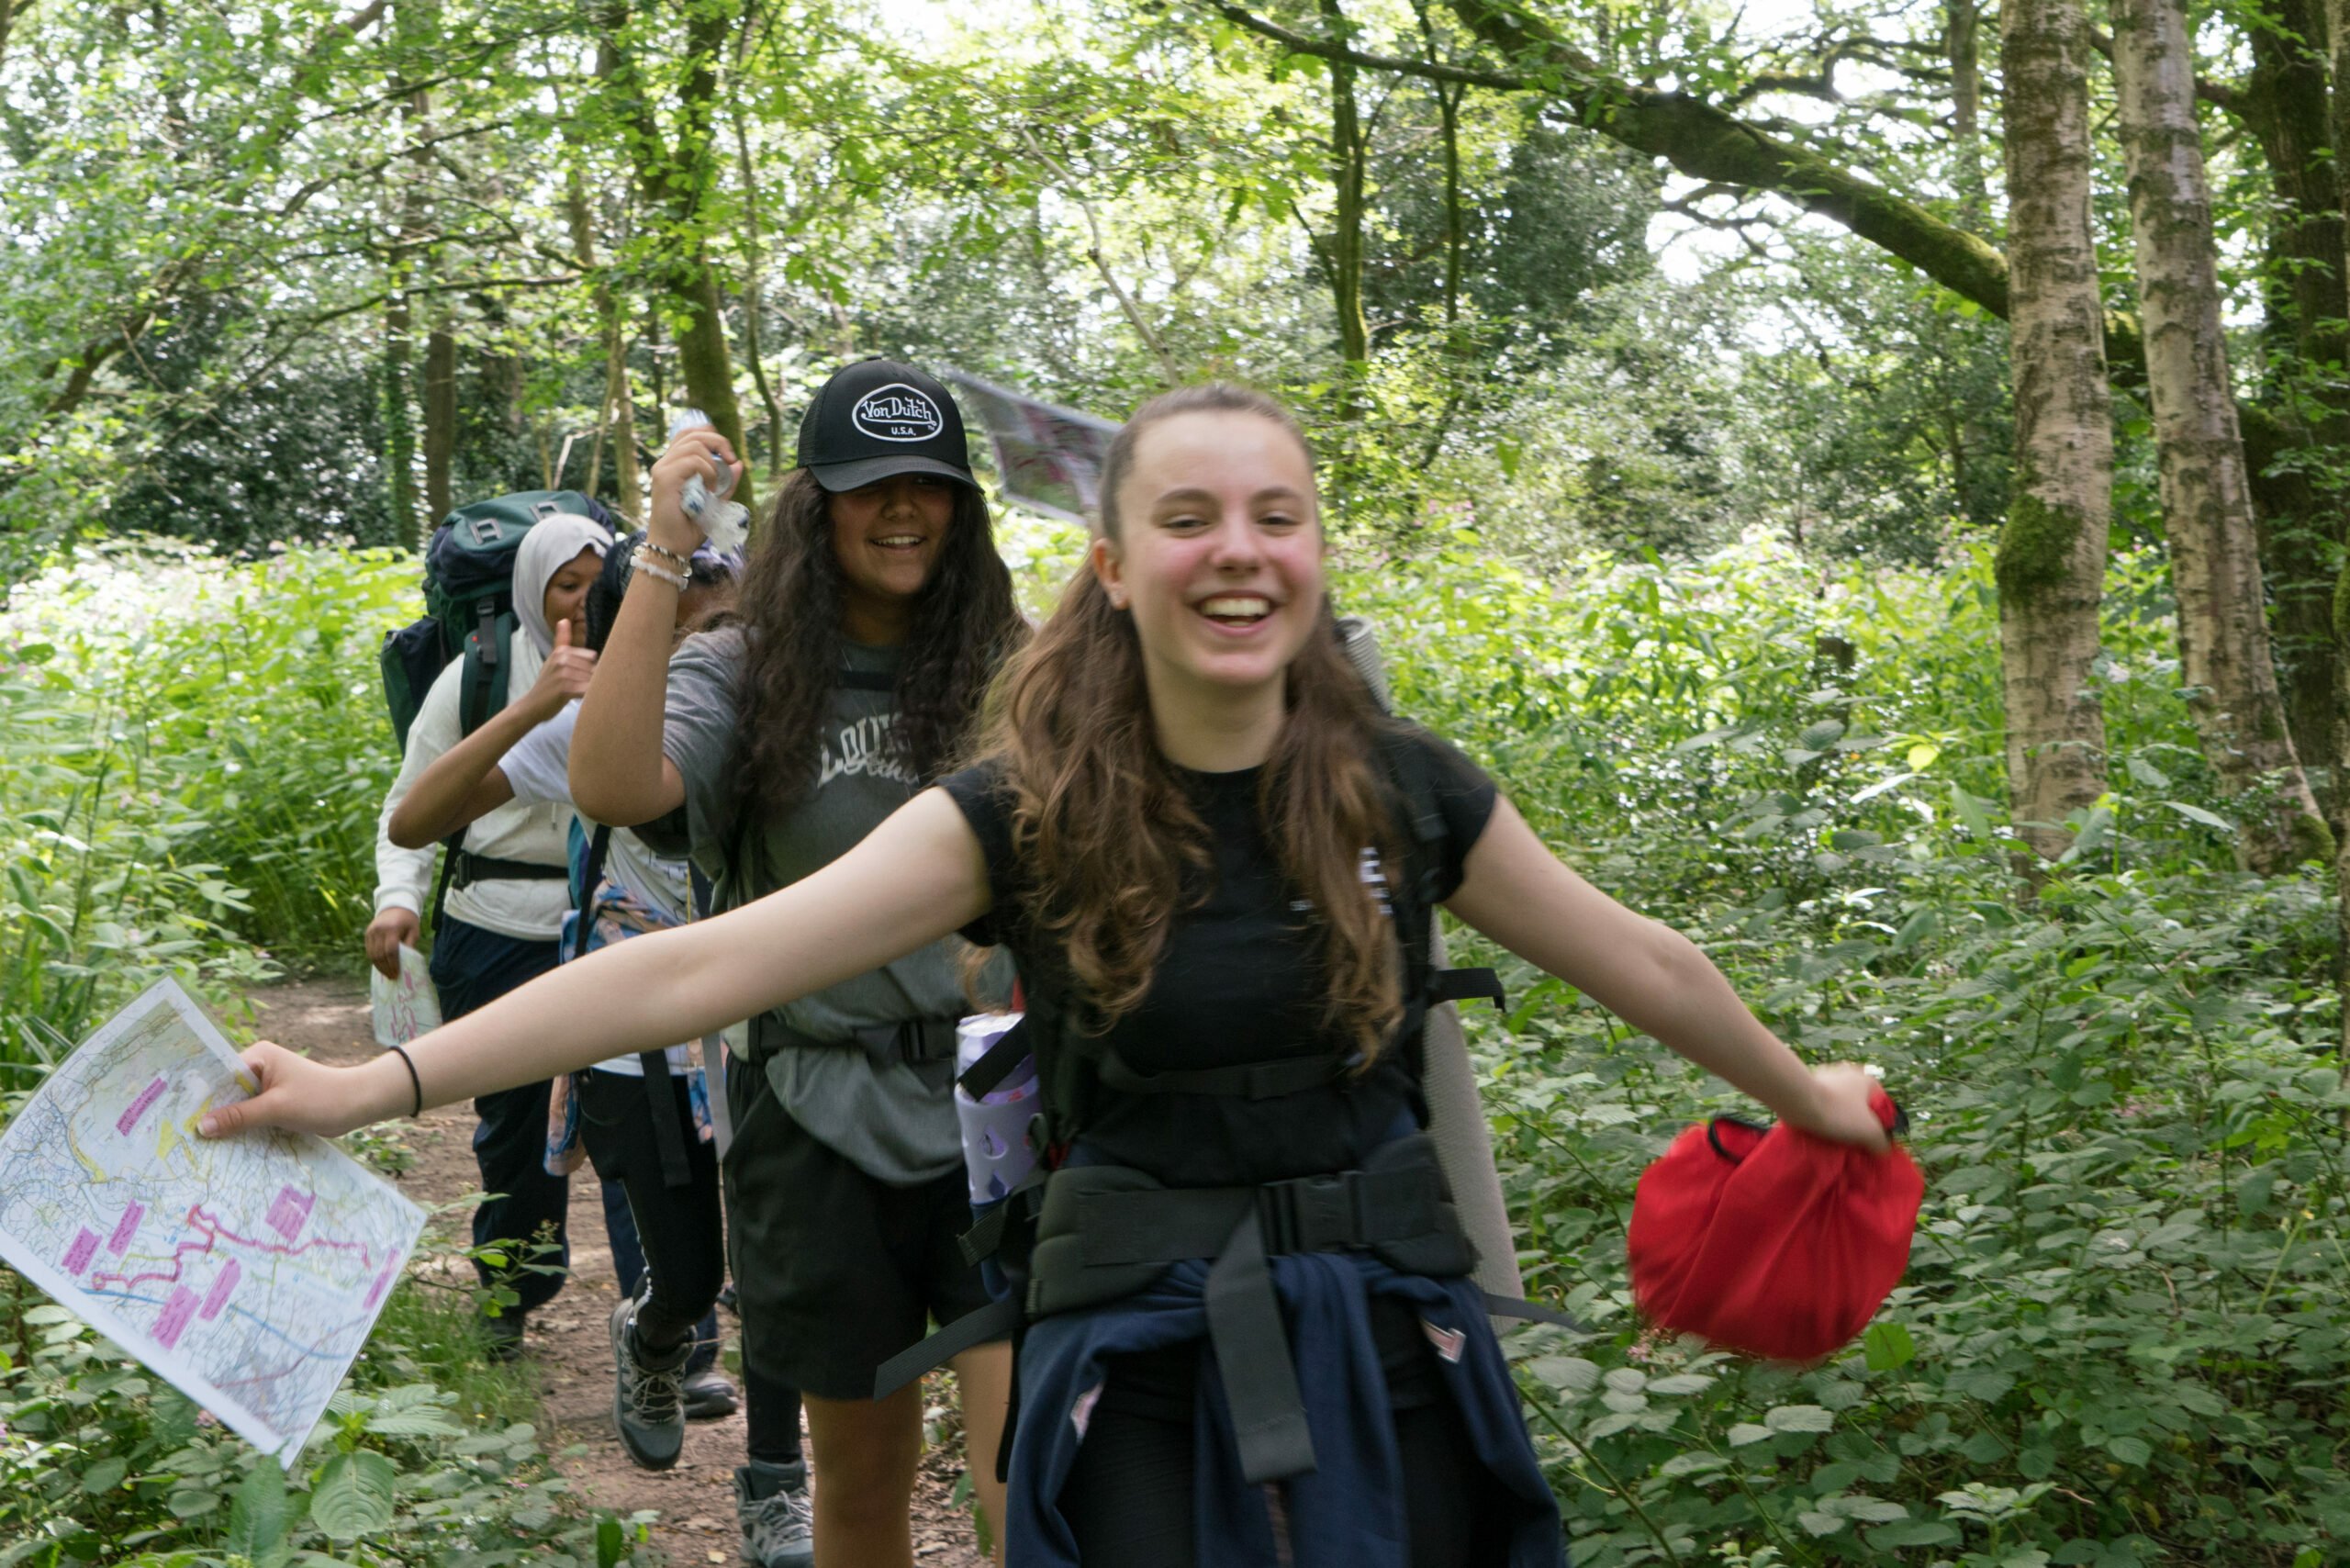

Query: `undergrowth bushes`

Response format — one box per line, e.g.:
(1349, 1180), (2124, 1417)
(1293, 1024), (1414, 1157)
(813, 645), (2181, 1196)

(1344, 535), (2349, 1564)
(0, 543), (409, 1067)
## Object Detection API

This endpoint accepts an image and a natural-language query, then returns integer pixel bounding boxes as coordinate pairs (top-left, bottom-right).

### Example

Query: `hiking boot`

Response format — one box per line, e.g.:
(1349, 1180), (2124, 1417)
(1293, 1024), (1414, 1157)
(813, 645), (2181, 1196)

(735, 1459), (815, 1568)
(681, 1364), (740, 1420)
(610, 1294), (690, 1470)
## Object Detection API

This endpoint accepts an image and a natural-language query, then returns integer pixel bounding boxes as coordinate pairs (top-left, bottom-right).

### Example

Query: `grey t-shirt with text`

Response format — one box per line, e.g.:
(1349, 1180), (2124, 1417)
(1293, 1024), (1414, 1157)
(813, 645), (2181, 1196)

(655, 626), (1002, 1186)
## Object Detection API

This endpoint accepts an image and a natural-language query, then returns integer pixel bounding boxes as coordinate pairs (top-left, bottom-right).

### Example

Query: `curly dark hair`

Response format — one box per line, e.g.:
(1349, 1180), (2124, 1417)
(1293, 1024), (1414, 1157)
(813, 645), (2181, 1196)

(727, 469), (1025, 828)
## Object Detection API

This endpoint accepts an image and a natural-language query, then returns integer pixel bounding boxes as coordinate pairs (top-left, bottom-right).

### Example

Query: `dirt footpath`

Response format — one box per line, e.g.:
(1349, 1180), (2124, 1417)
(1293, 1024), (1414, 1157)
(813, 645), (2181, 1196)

(247, 976), (987, 1568)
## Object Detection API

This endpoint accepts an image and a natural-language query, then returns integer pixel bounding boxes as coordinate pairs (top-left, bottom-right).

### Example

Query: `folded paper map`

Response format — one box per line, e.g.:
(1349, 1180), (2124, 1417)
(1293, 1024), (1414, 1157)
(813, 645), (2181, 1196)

(0, 979), (424, 1466)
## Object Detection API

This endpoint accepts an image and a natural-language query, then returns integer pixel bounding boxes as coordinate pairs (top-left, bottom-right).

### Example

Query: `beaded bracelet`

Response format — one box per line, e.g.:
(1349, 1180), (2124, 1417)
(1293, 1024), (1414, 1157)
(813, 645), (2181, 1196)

(632, 552), (688, 591)
(637, 540), (692, 570)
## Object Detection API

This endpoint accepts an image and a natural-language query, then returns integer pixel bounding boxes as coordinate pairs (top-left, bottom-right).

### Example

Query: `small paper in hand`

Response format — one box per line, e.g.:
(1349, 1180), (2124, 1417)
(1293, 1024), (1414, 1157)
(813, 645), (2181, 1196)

(371, 943), (441, 1048)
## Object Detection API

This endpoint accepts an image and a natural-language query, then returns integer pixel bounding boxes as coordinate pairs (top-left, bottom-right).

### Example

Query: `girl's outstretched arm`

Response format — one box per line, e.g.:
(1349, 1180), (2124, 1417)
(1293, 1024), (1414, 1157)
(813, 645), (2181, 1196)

(203, 788), (990, 1141)
(1445, 797), (1888, 1148)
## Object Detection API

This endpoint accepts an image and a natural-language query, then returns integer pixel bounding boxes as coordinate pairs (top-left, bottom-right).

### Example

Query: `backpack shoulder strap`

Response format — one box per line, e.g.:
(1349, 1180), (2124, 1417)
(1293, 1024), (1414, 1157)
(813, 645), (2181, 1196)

(458, 610), (517, 739)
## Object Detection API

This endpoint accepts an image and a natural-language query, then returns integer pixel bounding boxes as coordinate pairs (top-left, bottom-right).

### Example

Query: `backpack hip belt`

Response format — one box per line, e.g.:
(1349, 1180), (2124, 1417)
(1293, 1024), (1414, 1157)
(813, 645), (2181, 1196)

(1023, 1136), (1470, 1483)
(747, 1013), (961, 1071)
(445, 849), (570, 891)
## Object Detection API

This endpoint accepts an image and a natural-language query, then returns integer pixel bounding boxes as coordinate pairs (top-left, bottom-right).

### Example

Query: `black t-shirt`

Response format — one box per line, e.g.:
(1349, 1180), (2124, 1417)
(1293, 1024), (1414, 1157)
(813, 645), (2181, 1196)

(940, 723), (1498, 1188)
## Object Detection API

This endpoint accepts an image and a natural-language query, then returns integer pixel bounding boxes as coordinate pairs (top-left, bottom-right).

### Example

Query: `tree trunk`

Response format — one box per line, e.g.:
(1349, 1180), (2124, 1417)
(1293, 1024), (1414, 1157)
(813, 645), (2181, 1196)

(1995, 0), (2112, 861)
(1320, 0), (1371, 373)
(2320, 0), (2350, 1070)
(563, 163), (642, 516)
(2113, 0), (2331, 870)
(596, 3), (746, 470)
(1947, 0), (1988, 225)
(383, 275), (420, 548)
(2242, 0), (2347, 803)
(599, 326), (642, 515)
(422, 323), (455, 522)
(732, 7), (787, 484)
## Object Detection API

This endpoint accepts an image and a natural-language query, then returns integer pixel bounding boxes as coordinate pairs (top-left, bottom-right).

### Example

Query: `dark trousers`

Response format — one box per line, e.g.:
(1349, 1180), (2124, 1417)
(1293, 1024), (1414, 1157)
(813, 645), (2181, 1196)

(430, 915), (570, 1315)
(581, 1066), (804, 1465)
(599, 1179), (721, 1377)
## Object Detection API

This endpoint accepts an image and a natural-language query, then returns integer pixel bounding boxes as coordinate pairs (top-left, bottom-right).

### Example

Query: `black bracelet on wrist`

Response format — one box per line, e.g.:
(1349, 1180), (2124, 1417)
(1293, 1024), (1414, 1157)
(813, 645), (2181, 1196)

(638, 540), (692, 570)
(388, 1044), (423, 1118)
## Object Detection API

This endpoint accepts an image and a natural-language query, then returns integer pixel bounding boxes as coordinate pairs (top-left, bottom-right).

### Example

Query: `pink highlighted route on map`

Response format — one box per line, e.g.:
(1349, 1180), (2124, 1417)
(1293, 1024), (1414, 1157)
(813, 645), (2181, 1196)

(117, 1076), (168, 1135)
(62, 1227), (100, 1274)
(107, 1203), (144, 1255)
(199, 1259), (241, 1321)
(154, 1285), (199, 1350)
(265, 1185), (315, 1243)
(363, 1262), (397, 1310)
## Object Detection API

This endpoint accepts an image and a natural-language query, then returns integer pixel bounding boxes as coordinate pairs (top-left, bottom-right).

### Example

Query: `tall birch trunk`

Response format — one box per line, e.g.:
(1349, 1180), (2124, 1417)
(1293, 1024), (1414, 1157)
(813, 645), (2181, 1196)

(2320, 0), (2350, 1069)
(2113, 0), (2332, 871)
(1996, 0), (2112, 861)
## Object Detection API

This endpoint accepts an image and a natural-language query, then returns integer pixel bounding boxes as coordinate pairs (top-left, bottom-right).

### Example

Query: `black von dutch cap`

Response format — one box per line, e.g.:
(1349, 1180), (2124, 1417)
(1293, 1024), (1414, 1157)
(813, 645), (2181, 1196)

(795, 358), (978, 493)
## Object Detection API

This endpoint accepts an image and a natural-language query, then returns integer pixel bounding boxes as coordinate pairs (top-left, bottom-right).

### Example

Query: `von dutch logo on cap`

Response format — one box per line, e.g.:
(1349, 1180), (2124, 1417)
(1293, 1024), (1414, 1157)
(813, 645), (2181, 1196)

(852, 385), (945, 442)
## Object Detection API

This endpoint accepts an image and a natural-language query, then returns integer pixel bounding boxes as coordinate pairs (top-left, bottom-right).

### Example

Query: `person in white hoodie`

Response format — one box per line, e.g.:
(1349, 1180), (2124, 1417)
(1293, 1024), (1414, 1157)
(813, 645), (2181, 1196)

(364, 514), (610, 1356)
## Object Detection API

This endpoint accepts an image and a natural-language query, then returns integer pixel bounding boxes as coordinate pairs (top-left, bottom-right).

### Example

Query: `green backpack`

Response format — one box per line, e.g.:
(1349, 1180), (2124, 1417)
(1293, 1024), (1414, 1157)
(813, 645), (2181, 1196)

(378, 490), (610, 750)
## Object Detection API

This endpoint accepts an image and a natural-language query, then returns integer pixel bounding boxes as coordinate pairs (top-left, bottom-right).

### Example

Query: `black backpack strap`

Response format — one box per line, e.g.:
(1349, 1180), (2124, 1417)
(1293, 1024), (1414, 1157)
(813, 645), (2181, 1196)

(459, 610), (515, 738)
(639, 1047), (695, 1189)
(1372, 729), (1505, 1051)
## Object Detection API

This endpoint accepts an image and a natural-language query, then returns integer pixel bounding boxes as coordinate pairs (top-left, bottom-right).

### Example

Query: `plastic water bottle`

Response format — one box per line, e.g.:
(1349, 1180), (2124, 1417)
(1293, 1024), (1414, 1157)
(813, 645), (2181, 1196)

(666, 409), (751, 554)
(953, 1013), (1036, 1204)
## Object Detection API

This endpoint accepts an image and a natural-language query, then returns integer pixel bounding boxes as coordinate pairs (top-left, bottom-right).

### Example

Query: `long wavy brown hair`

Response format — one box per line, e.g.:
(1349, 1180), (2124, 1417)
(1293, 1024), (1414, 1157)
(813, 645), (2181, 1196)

(729, 468), (1024, 828)
(975, 385), (1409, 1061)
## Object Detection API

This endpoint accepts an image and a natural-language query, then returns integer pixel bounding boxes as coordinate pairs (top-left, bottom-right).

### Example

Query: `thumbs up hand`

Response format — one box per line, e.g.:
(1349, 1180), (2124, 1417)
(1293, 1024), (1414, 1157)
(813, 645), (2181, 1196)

(527, 617), (599, 721)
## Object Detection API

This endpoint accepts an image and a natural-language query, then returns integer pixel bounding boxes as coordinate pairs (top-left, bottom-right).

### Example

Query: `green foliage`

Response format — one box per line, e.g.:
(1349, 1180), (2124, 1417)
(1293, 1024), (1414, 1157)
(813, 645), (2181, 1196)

(1343, 535), (2350, 1564)
(0, 541), (416, 1066)
(0, 1261), (641, 1566)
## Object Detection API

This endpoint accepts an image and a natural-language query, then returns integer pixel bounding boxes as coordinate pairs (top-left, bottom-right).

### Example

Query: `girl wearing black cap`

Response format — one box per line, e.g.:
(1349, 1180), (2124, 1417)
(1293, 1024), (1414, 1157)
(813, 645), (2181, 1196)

(565, 359), (1025, 1566)
(212, 383), (1894, 1566)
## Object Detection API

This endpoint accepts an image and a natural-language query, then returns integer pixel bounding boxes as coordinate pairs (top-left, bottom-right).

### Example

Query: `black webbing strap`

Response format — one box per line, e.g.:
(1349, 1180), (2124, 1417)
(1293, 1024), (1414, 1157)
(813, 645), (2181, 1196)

(957, 1015), (1032, 1099)
(638, 1048), (694, 1189)
(846, 1017), (960, 1069)
(1093, 1045), (1339, 1101)
(1429, 968), (1505, 1008)
(957, 1168), (1046, 1267)
(749, 1014), (959, 1070)
(1205, 1207), (1317, 1483)
(447, 850), (570, 890)
(872, 1295), (1021, 1399)
(1483, 1291), (1585, 1331)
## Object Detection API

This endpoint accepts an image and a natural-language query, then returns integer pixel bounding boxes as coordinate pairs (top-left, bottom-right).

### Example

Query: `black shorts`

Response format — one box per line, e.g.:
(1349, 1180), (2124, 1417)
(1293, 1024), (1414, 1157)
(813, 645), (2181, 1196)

(722, 1059), (1001, 1401)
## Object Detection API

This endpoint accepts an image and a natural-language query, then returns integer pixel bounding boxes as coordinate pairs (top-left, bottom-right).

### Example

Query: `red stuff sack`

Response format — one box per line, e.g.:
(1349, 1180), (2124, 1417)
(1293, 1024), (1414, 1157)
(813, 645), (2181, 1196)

(1626, 1089), (1922, 1361)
